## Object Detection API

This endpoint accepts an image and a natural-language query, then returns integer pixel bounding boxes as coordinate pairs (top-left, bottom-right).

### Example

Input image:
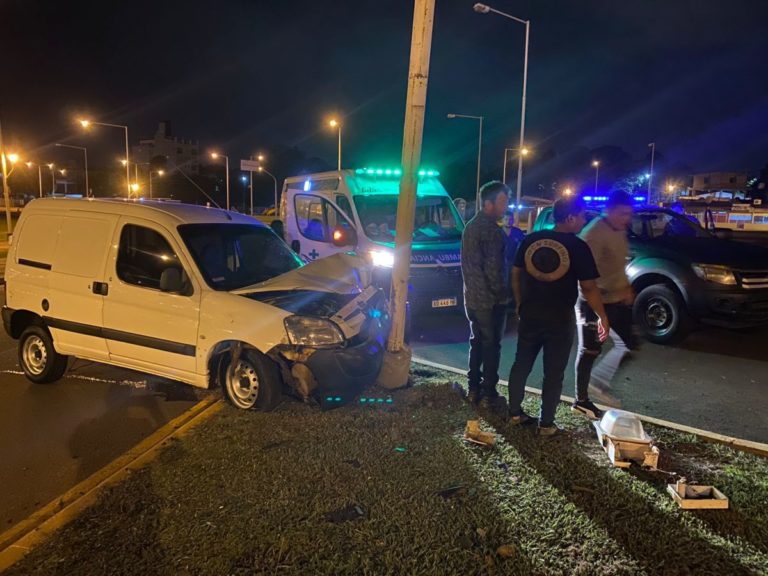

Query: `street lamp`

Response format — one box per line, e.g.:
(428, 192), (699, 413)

(447, 113), (483, 208)
(503, 146), (529, 186)
(592, 160), (600, 194)
(149, 169), (164, 199)
(211, 152), (230, 210)
(258, 165), (278, 214)
(46, 163), (56, 195)
(564, 187), (573, 197)
(25, 162), (45, 198)
(474, 3), (530, 222)
(79, 118), (130, 197)
(55, 143), (89, 197)
(328, 119), (342, 171)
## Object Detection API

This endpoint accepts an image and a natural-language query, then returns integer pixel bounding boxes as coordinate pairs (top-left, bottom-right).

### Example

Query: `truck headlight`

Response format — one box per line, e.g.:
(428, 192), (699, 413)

(368, 249), (394, 268)
(284, 316), (345, 348)
(692, 264), (737, 285)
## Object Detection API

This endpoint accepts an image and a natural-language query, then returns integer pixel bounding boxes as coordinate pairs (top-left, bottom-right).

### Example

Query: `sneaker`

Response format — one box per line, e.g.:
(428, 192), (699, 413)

(571, 400), (604, 420)
(589, 384), (622, 408)
(537, 422), (565, 437)
(507, 410), (535, 426)
(466, 388), (482, 405)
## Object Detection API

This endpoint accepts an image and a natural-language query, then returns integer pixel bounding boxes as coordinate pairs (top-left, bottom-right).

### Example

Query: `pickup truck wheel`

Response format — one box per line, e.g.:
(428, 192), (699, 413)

(634, 285), (691, 345)
(220, 348), (282, 411)
(18, 325), (69, 384)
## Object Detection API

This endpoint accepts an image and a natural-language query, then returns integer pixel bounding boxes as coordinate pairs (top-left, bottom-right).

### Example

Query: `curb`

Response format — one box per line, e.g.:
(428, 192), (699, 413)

(412, 356), (768, 458)
(0, 396), (224, 573)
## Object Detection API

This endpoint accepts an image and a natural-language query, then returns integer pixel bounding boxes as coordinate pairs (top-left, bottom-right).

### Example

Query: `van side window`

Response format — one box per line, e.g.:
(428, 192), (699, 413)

(294, 194), (350, 243)
(117, 225), (184, 290)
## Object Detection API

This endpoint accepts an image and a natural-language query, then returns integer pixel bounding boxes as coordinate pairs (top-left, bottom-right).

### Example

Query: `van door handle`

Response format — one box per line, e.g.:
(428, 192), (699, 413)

(92, 282), (109, 296)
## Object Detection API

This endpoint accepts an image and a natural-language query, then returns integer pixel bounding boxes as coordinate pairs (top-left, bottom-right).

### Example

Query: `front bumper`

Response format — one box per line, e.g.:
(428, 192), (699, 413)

(304, 316), (386, 399)
(692, 288), (768, 328)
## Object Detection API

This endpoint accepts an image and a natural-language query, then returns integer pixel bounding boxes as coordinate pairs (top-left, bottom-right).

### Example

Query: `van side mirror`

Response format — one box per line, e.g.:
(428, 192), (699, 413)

(291, 239), (301, 254)
(160, 268), (184, 293)
(331, 226), (357, 248)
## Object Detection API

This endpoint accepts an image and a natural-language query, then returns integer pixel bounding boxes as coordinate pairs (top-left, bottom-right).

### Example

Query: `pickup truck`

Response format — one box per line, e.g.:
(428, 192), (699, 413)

(533, 206), (768, 344)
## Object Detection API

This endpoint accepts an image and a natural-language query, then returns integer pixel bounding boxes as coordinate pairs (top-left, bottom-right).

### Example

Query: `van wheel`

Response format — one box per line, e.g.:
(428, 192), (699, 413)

(219, 348), (282, 411)
(634, 285), (691, 345)
(18, 325), (69, 384)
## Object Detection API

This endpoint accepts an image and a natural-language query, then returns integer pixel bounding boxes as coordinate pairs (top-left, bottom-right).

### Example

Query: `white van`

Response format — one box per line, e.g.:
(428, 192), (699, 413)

(2, 198), (387, 410)
(280, 168), (465, 313)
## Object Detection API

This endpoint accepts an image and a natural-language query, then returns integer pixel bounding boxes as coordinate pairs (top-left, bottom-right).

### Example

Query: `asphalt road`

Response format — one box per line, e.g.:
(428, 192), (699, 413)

(0, 301), (204, 529)
(411, 312), (768, 444)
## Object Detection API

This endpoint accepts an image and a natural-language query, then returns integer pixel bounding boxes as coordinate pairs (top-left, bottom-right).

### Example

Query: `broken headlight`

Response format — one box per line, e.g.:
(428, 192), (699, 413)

(284, 316), (344, 348)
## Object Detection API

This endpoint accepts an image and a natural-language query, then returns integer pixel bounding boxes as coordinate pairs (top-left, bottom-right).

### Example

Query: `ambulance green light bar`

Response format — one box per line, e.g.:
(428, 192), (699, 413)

(355, 167), (439, 177)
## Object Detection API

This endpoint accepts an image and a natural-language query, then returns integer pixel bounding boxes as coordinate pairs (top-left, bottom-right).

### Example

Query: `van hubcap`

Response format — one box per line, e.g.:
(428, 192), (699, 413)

(23, 336), (48, 375)
(226, 360), (260, 409)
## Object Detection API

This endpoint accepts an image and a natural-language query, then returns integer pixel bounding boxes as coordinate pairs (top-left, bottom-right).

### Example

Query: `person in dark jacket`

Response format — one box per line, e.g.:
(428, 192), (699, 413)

(461, 181), (511, 409)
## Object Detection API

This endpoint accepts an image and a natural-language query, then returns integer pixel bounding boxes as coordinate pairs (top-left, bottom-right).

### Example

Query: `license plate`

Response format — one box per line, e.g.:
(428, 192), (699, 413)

(432, 297), (458, 309)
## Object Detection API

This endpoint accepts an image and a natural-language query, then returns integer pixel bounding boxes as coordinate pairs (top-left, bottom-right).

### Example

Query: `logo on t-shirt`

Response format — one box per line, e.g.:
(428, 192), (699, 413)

(524, 238), (571, 282)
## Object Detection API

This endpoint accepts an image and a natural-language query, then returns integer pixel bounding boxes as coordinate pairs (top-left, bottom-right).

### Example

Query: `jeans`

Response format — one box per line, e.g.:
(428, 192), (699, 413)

(507, 316), (574, 427)
(466, 305), (507, 396)
(574, 300), (638, 401)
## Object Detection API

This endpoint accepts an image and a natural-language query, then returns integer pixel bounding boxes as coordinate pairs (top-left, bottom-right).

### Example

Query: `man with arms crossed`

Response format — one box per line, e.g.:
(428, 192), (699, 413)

(461, 181), (511, 410)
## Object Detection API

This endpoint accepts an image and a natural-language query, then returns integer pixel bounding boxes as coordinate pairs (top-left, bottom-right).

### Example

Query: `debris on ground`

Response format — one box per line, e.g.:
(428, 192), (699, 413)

(464, 420), (496, 447)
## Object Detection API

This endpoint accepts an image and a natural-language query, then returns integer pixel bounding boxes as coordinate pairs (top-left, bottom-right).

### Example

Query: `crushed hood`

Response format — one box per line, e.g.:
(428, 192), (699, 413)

(233, 253), (372, 296)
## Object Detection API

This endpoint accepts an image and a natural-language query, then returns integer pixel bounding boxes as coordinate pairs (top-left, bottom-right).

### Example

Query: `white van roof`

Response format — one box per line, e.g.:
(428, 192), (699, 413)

(21, 198), (266, 229)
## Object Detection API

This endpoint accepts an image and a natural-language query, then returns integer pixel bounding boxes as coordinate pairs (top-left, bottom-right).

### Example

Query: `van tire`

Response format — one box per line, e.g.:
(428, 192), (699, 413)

(18, 325), (69, 384)
(634, 284), (691, 345)
(219, 348), (282, 411)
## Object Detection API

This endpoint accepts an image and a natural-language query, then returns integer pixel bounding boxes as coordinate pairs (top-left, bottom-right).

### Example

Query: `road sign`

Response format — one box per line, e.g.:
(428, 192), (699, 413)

(240, 159), (261, 172)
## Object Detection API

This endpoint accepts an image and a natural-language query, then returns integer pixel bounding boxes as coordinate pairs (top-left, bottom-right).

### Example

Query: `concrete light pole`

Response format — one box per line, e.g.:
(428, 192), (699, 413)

(474, 3), (530, 222)
(385, 0), (435, 372)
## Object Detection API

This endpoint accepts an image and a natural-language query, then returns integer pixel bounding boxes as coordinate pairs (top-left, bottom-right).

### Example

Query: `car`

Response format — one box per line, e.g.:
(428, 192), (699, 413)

(533, 205), (768, 344)
(2, 198), (388, 409)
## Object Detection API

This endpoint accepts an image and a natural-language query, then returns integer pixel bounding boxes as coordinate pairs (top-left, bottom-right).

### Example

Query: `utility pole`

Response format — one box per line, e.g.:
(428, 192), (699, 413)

(385, 0), (435, 370)
(647, 142), (656, 203)
(0, 113), (13, 237)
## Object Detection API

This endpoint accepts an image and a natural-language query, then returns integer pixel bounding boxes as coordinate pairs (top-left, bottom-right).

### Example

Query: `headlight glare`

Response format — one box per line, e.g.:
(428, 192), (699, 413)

(692, 264), (737, 285)
(368, 249), (394, 268)
(284, 316), (344, 348)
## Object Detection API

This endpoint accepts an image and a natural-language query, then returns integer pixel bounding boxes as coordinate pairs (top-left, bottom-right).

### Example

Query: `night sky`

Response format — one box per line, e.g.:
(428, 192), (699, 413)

(2, 0), (767, 197)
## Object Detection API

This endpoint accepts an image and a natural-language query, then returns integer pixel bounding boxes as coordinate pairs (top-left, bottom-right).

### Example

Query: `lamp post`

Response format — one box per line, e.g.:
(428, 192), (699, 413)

(592, 160), (600, 195)
(79, 119), (130, 197)
(149, 169), (164, 199)
(46, 163), (56, 194)
(0, 113), (18, 236)
(647, 142), (656, 202)
(328, 119), (342, 171)
(503, 146), (529, 186)
(55, 143), (89, 197)
(25, 162), (44, 198)
(474, 3), (530, 222)
(211, 152), (230, 210)
(447, 113), (483, 208)
(258, 166), (278, 213)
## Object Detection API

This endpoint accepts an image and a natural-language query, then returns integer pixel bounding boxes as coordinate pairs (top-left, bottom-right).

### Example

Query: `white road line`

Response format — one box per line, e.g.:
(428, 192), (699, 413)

(412, 355), (768, 457)
(0, 370), (148, 389)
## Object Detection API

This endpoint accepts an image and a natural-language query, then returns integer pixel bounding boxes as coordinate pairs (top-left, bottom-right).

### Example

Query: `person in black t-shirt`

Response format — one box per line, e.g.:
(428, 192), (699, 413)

(507, 197), (609, 436)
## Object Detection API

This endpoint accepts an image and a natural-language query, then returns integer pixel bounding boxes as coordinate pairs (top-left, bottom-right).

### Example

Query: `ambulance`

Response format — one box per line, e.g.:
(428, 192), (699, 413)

(280, 168), (465, 313)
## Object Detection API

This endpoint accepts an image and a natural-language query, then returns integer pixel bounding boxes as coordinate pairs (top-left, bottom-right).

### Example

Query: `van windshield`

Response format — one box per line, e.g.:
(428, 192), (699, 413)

(178, 224), (302, 291)
(353, 195), (464, 243)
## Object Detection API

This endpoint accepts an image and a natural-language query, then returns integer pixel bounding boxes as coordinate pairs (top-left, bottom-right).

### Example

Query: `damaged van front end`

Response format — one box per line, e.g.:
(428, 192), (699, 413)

(228, 253), (389, 406)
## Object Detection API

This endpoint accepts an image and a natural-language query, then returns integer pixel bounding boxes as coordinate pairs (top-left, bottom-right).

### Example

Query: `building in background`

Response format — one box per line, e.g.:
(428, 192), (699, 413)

(132, 121), (200, 174)
(688, 172), (749, 199)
